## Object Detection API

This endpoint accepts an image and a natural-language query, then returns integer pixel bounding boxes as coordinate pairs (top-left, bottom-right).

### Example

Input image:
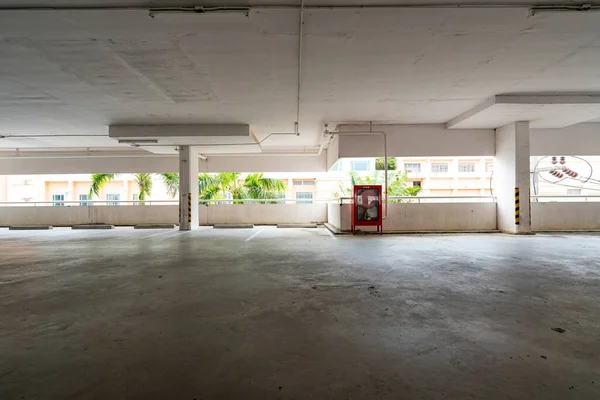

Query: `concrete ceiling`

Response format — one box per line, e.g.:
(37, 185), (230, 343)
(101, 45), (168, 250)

(2, 3), (600, 153)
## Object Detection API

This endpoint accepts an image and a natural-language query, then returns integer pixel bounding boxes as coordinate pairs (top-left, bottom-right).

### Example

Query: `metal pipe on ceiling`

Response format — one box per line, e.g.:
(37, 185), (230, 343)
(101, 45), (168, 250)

(0, 4), (541, 12)
(529, 4), (600, 16)
(295, 0), (305, 136)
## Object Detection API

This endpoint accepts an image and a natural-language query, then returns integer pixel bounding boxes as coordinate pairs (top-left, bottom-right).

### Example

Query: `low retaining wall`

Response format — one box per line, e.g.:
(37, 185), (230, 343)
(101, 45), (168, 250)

(0, 205), (178, 227)
(328, 202), (497, 232)
(0, 204), (327, 226)
(532, 202), (600, 231)
(200, 204), (327, 225)
(9, 202), (598, 231)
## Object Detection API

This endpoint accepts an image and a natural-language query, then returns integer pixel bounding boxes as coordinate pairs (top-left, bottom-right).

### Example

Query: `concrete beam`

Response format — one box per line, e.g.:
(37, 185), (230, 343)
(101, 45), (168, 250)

(202, 153), (327, 173)
(448, 95), (600, 130)
(337, 124), (494, 157)
(0, 153), (327, 174)
(531, 123), (600, 156)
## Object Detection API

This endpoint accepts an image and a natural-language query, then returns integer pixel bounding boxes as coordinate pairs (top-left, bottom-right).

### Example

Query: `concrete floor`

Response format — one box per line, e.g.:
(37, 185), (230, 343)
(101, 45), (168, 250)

(0, 227), (599, 400)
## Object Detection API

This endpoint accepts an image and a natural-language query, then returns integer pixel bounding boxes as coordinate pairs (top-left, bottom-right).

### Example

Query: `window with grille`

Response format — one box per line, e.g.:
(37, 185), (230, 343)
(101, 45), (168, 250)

(412, 181), (422, 187)
(52, 194), (65, 207)
(78, 194), (91, 207)
(431, 163), (449, 173)
(350, 160), (370, 171)
(106, 193), (120, 206)
(458, 162), (476, 173)
(567, 189), (582, 196)
(404, 163), (421, 173)
(293, 180), (315, 186)
(296, 192), (313, 204)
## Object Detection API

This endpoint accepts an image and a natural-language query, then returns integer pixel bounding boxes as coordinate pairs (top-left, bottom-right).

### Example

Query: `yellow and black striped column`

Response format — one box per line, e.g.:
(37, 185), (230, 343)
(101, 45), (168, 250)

(514, 188), (520, 225)
(528, 189), (532, 226)
(187, 193), (192, 223)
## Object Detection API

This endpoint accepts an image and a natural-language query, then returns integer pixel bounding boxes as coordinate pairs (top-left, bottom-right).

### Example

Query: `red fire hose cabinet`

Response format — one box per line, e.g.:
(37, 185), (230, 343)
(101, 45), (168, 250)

(352, 185), (383, 235)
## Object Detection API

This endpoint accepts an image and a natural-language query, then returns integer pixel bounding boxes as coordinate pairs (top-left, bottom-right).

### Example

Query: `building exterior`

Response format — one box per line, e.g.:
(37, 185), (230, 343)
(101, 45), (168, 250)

(0, 174), (173, 205)
(3, 156), (600, 205)
(531, 155), (600, 200)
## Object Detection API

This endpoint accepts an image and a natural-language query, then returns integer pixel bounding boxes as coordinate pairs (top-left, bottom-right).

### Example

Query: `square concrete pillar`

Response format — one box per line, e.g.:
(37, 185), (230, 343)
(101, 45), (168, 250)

(179, 146), (199, 231)
(494, 122), (531, 234)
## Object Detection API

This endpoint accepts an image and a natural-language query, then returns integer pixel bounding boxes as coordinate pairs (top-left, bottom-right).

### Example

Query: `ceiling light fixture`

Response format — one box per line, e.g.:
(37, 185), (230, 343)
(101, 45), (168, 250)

(117, 139), (159, 144)
(149, 6), (251, 18)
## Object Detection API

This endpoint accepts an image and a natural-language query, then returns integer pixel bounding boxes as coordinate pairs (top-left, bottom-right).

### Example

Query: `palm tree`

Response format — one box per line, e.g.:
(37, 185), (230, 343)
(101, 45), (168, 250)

(159, 173), (179, 199)
(89, 174), (115, 198)
(244, 173), (286, 201)
(156, 172), (286, 203)
(132, 173), (153, 205)
(89, 173), (156, 205)
(198, 172), (285, 203)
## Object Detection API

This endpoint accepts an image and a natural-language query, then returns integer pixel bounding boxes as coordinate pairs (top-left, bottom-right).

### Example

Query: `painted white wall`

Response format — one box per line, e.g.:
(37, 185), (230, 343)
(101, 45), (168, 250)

(8, 202), (600, 231)
(327, 202), (343, 230)
(0, 153), (328, 175)
(202, 154), (326, 173)
(327, 202), (496, 232)
(0, 205), (177, 227)
(326, 136), (339, 170)
(532, 202), (600, 231)
(4, 122), (600, 176)
(95, 206), (178, 226)
(494, 122), (531, 233)
(531, 123), (600, 156)
(384, 203), (497, 231)
(0, 156), (179, 175)
(337, 124), (495, 158)
(0, 204), (327, 226)
(199, 204), (327, 225)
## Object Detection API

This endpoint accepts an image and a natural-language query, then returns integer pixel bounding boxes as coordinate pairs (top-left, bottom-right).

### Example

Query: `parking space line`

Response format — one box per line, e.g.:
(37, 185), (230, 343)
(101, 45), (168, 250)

(140, 230), (178, 239)
(161, 230), (186, 238)
(245, 229), (264, 242)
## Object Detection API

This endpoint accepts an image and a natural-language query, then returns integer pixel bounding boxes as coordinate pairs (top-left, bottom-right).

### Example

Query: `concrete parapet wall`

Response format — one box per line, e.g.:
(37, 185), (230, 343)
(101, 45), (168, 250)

(0, 204), (326, 226)
(532, 202), (600, 231)
(199, 204), (327, 225)
(7, 202), (600, 231)
(328, 202), (497, 232)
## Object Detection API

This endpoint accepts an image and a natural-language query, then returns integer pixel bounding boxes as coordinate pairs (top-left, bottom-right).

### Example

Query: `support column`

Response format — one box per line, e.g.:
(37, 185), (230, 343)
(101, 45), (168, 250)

(179, 146), (199, 231)
(494, 121), (531, 234)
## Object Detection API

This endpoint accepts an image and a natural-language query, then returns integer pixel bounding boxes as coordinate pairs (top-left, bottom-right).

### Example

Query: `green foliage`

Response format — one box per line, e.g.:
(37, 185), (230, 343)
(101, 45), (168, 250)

(89, 173), (155, 204)
(375, 157), (397, 170)
(159, 173), (179, 199)
(333, 170), (421, 201)
(405, 186), (422, 197)
(197, 172), (286, 204)
(89, 174), (115, 198)
(244, 173), (287, 201)
(133, 173), (153, 204)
